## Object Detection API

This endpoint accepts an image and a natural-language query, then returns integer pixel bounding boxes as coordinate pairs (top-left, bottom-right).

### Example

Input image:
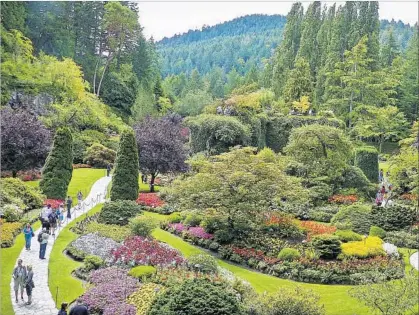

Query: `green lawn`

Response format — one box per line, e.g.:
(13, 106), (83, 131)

(48, 204), (103, 308)
(146, 211), (417, 315)
(67, 169), (106, 205)
(23, 180), (40, 189)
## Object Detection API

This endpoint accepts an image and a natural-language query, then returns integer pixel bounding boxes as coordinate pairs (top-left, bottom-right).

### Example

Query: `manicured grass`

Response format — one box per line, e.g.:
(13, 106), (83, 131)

(145, 211), (418, 315)
(67, 168), (106, 205)
(0, 221), (41, 315)
(48, 204), (103, 308)
(23, 180), (40, 189)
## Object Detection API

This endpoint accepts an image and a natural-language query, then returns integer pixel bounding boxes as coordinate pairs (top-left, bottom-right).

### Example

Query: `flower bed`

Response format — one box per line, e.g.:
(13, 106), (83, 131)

(111, 236), (185, 267)
(70, 233), (120, 261)
(127, 283), (164, 315)
(328, 194), (358, 204)
(83, 267), (139, 315)
(298, 221), (337, 240)
(72, 164), (92, 169)
(167, 223), (214, 240)
(0, 220), (23, 248)
(136, 193), (164, 208)
(1, 170), (42, 181)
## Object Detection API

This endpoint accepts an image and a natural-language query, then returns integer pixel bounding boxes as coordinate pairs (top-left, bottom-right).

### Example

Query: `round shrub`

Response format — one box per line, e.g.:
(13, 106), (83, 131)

(340, 236), (385, 259)
(183, 213), (203, 227)
(129, 216), (158, 237)
(83, 255), (105, 271)
(83, 143), (116, 168)
(338, 165), (371, 190)
(312, 235), (341, 259)
(334, 230), (363, 242)
(354, 146), (379, 183)
(371, 205), (416, 231)
(128, 265), (157, 280)
(277, 248), (301, 261)
(167, 212), (182, 223)
(148, 278), (242, 315)
(331, 204), (372, 234)
(187, 254), (218, 274)
(369, 226), (386, 238)
(98, 200), (141, 225)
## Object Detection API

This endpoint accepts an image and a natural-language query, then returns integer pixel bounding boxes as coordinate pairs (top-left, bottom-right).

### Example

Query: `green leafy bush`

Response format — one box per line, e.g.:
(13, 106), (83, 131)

(128, 265), (157, 279)
(187, 254), (218, 273)
(369, 226), (386, 238)
(312, 235), (341, 259)
(308, 206), (340, 223)
(148, 278), (242, 315)
(334, 230), (363, 242)
(384, 231), (419, 249)
(83, 143), (116, 168)
(338, 165), (372, 190)
(98, 200), (141, 225)
(0, 178), (44, 211)
(354, 146), (379, 183)
(331, 204), (372, 234)
(277, 248), (301, 261)
(370, 205), (416, 231)
(83, 255), (104, 271)
(183, 213), (203, 227)
(66, 244), (86, 261)
(186, 114), (251, 154)
(39, 127), (73, 199)
(110, 129), (139, 201)
(167, 213), (182, 223)
(129, 216), (158, 237)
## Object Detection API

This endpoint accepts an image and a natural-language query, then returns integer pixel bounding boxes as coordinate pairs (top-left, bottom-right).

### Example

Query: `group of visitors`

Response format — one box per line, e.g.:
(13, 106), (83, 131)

(12, 259), (34, 305)
(58, 299), (90, 315)
(375, 169), (393, 207)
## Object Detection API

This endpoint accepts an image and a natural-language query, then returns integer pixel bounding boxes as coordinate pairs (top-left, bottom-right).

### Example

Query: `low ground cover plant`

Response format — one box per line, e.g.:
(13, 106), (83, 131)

(0, 220), (23, 247)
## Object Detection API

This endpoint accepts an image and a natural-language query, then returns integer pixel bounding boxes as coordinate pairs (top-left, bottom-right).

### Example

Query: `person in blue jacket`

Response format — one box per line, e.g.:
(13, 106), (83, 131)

(23, 223), (34, 250)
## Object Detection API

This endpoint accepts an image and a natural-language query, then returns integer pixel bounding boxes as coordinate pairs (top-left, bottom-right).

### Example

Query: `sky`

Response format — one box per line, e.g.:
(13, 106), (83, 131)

(136, 1), (418, 40)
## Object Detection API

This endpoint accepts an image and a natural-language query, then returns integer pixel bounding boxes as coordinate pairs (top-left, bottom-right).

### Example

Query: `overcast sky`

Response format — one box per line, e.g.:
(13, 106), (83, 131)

(136, 1), (418, 40)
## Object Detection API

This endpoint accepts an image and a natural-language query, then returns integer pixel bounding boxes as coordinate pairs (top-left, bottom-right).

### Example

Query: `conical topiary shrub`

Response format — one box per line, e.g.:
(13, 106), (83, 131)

(110, 129), (139, 201)
(39, 127), (73, 199)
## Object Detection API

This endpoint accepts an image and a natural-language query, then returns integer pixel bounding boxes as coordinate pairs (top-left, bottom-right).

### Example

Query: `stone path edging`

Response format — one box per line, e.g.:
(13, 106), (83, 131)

(410, 252), (418, 271)
(10, 176), (112, 315)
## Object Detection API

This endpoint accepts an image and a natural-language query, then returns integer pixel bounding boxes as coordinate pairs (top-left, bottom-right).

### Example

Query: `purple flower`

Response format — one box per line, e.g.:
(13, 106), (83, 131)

(169, 223), (187, 232)
(187, 227), (213, 239)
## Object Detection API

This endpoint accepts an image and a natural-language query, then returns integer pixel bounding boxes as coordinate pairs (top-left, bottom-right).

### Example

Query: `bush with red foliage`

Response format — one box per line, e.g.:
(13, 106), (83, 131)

(43, 199), (64, 209)
(328, 194), (358, 204)
(136, 193), (165, 208)
(298, 221), (336, 240)
(111, 236), (185, 267)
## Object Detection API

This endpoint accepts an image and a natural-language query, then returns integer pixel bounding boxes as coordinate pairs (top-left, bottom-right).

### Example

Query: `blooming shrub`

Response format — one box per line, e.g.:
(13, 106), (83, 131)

(17, 170), (42, 181)
(83, 267), (138, 315)
(127, 283), (164, 315)
(136, 193), (164, 208)
(111, 236), (186, 267)
(264, 212), (303, 238)
(298, 221), (337, 240)
(0, 220), (23, 247)
(168, 223), (187, 233)
(187, 227), (213, 239)
(340, 236), (385, 259)
(328, 194), (358, 204)
(43, 199), (64, 209)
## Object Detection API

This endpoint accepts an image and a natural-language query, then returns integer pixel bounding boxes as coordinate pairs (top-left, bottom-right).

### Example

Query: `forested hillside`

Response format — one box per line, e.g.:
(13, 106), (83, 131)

(157, 13), (415, 77)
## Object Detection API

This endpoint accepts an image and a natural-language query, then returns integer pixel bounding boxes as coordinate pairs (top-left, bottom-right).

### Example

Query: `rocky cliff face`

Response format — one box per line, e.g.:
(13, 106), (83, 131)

(7, 92), (54, 115)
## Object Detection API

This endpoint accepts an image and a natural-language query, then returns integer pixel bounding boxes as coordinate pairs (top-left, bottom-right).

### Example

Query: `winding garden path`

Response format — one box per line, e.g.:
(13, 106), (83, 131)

(10, 176), (111, 315)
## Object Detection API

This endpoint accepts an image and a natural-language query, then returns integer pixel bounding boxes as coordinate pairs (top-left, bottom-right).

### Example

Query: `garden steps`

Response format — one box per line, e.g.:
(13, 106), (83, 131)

(10, 176), (112, 315)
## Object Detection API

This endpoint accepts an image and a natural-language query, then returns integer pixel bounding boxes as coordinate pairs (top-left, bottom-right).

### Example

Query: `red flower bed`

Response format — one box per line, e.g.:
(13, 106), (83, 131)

(136, 193), (164, 208)
(1, 170), (42, 181)
(111, 236), (185, 267)
(43, 199), (64, 209)
(265, 213), (295, 227)
(73, 164), (92, 169)
(231, 247), (265, 261)
(328, 194), (358, 204)
(298, 221), (336, 240)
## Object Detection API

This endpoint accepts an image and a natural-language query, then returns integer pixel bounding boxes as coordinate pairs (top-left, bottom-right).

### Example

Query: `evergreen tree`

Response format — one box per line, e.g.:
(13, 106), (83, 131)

(283, 58), (313, 105)
(0, 1), (27, 32)
(381, 28), (400, 67)
(39, 128), (73, 200)
(110, 129), (139, 201)
(187, 69), (204, 92)
(225, 67), (242, 94)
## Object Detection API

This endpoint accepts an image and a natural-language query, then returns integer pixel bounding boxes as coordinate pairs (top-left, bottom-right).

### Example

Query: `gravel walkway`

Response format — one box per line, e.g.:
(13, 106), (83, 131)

(10, 176), (112, 315)
(410, 252), (418, 270)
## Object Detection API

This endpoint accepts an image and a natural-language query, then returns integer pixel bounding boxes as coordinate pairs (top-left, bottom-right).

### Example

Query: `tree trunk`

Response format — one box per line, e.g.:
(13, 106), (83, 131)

(150, 174), (156, 192)
(379, 135), (383, 153)
(12, 170), (17, 178)
(93, 58), (100, 95)
(96, 54), (112, 97)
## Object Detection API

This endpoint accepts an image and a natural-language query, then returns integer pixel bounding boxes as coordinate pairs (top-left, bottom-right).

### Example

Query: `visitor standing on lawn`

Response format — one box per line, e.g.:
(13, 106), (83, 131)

(38, 228), (49, 259)
(69, 298), (89, 315)
(12, 259), (26, 303)
(23, 223), (34, 250)
(66, 196), (73, 219)
(24, 265), (34, 305)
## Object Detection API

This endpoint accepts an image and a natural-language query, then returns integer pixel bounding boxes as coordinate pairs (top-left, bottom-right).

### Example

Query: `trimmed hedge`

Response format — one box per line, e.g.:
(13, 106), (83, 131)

(98, 200), (141, 226)
(186, 114), (251, 154)
(110, 129), (139, 201)
(354, 146), (379, 183)
(369, 226), (386, 238)
(40, 127), (73, 199)
(128, 265), (157, 279)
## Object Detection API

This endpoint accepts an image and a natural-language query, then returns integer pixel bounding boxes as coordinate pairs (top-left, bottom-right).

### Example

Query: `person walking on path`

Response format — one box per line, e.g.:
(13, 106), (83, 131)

(48, 208), (58, 236)
(69, 298), (89, 315)
(12, 259), (27, 303)
(40, 204), (52, 233)
(24, 265), (34, 305)
(66, 196), (73, 219)
(58, 204), (64, 227)
(58, 302), (69, 315)
(77, 191), (83, 209)
(38, 228), (49, 259)
(106, 164), (111, 177)
(378, 169), (384, 182)
(23, 223), (34, 250)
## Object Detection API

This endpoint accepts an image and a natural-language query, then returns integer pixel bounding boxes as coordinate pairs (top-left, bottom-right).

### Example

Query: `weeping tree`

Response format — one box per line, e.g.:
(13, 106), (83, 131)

(110, 128), (139, 200)
(39, 127), (73, 199)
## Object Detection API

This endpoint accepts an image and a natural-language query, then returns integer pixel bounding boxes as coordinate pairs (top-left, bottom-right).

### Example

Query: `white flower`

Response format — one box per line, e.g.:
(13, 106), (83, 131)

(383, 242), (399, 258)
